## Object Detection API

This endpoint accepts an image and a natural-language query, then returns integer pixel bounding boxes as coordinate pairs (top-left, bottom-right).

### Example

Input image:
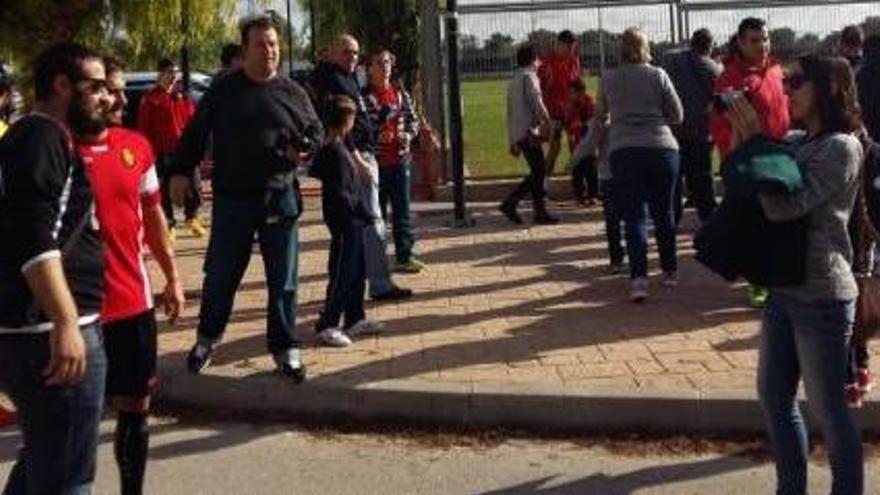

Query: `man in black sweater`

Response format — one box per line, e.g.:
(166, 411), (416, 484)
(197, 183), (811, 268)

(310, 34), (412, 303)
(170, 15), (323, 382)
(0, 42), (109, 494)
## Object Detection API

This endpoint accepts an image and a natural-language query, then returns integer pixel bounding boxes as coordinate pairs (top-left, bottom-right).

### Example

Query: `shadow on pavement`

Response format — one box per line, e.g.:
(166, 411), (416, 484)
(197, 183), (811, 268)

(474, 454), (760, 495)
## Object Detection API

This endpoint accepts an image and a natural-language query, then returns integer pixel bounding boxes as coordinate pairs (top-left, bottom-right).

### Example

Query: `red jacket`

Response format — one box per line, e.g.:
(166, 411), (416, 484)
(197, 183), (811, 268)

(709, 55), (790, 159)
(137, 87), (196, 156)
(565, 93), (596, 151)
(538, 53), (582, 119)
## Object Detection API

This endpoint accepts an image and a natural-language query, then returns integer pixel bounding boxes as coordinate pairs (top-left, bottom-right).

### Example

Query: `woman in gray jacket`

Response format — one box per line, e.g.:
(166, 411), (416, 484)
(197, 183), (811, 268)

(727, 54), (864, 495)
(596, 28), (684, 302)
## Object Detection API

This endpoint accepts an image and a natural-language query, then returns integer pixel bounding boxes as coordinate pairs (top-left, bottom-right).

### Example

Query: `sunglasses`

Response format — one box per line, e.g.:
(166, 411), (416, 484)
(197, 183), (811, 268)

(74, 76), (109, 96)
(784, 74), (808, 91)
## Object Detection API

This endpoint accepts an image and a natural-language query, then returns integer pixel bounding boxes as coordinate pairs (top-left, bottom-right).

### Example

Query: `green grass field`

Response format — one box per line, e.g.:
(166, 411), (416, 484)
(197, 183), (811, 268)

(462, 76), (599, 178)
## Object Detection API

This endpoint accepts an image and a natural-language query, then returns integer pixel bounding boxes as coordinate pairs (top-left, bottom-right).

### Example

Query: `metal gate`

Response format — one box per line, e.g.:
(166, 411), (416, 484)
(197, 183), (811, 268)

(447, 0), (879, 183)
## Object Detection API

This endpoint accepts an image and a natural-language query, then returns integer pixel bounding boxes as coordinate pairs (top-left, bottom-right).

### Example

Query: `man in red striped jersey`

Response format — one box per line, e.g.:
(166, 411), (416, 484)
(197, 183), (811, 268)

(76, 56), (184, 495)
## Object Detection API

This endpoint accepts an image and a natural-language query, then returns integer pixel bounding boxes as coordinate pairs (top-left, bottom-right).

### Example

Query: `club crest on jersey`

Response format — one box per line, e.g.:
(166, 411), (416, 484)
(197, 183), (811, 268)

(121, 148), (136, 169)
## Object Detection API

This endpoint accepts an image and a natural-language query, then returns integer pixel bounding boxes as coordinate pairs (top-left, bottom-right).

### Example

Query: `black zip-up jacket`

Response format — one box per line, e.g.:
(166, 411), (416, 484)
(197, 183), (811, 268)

(858, 57), (880, 142)
(0, 115), (103, 333)
(308, 62), (375, 154)
(310, 138), (373, 227)
(172, 70), (324, 199)
(694, 136), (808, 287)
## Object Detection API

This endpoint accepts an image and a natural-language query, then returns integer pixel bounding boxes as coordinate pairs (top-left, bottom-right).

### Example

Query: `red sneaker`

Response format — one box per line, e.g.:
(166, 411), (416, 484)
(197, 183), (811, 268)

(846, 383), (864, 409)
(857, 368), (875, 394)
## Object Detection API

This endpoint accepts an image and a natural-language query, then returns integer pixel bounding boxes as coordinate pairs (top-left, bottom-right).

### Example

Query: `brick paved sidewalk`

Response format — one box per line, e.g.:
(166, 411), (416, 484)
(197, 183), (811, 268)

(154, 200), (880, 431)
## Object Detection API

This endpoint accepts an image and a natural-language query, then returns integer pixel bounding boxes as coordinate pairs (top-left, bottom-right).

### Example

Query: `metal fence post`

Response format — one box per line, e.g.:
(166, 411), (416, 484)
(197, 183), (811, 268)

(309, 0), (318, 63)
(445, 0), (472, 226)
(598, 4), (606, 75)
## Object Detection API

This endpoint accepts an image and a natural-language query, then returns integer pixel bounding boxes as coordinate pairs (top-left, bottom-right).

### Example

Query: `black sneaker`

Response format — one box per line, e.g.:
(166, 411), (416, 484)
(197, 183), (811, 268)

(186, 343), (213, 374)
(498, 202), (523, 224)
(278, 362), (307, 383)
(534, 212), (560, 225)
(372, 286), (414, 301)
(274, 353), (307, 384)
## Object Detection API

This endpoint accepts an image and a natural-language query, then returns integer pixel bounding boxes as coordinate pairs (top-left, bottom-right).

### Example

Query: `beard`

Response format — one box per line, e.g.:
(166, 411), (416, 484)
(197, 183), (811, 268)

(106, 102), (124, 127)
(68, 88), (107, 137)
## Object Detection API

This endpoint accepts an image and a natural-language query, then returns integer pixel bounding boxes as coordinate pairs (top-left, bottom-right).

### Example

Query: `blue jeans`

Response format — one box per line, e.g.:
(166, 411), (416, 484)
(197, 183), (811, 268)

(0, 324), (106, 495)
(198, 193), (301, 354)
(758, 294), (862, 495)
(600, 179), (625, 265)
(378, 160), (416, 265)
(360, 154), (395, 297)
(610, 147), (679, 279)
(316, 221), (366, 331)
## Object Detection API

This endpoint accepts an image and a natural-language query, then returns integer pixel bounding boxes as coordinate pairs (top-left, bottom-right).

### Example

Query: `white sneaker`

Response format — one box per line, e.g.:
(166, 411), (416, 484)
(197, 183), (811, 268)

(630, 278), (648, 303)
(661, 271), (678, 288)
(346, 319), (384, 338)
(318, 328), (352, 347)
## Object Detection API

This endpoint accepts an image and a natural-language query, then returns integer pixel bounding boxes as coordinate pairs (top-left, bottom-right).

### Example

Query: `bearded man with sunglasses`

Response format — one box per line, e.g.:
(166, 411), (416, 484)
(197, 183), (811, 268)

(0, 42), (109, 495)
(74, 55), (184, 495)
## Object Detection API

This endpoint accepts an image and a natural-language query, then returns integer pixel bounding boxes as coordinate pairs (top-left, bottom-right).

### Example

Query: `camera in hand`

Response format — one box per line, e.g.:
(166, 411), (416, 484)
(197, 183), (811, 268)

(289, 130), (318, 156)
(274, 127), (319, 167)
(713, 89), (748, 113)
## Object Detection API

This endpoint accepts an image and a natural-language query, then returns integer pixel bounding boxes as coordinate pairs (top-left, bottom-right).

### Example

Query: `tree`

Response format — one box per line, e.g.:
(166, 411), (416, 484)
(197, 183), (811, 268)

(298, 0), (421, 86)
(0, 0), (271, 72)
(484, 32), (514, 54)
(526, 29), (558, 54)
(862, 16), (880, 36)
(0, 0), (101, 68)
(461, 34), (480, 53)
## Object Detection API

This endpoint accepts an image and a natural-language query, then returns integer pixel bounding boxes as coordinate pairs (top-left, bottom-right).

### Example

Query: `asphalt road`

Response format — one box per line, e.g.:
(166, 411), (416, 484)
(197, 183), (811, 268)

(1, 418), (877, 494)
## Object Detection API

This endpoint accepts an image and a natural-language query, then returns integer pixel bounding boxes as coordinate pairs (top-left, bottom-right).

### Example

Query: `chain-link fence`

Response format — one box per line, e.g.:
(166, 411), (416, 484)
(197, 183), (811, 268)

(456, 0), (879, 178)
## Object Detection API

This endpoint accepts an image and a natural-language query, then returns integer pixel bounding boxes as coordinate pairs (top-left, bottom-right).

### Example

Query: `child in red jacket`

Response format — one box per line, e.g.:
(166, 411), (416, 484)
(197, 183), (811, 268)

(566, 79), (598, 205)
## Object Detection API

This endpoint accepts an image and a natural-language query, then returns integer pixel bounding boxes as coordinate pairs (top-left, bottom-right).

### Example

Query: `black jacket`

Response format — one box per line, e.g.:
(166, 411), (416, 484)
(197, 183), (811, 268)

(849, 136), (880, 272)
(858, 58), (880, 142)
(694, 136), (809, 287)
(0, 115), (103, 331)
(308, 62), (375, 154)
(173, 70), (323, 200)
(310, 139), (373, 227)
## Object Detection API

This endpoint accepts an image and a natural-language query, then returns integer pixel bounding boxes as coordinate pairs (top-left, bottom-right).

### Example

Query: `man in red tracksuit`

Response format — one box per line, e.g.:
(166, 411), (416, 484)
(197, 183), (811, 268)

(137, 58), (203, 242)
(709, 17), (790, 159)
(709, 17), (790, 309)
(538, 30), (582, 187)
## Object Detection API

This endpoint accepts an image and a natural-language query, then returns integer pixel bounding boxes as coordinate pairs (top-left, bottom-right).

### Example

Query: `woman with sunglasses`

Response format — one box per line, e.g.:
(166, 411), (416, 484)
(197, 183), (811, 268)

(727, 55), (864, 495)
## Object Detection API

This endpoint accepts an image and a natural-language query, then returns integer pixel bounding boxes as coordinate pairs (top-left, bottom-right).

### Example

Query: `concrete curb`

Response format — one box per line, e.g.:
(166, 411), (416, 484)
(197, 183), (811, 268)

(157, 361), (880, 434)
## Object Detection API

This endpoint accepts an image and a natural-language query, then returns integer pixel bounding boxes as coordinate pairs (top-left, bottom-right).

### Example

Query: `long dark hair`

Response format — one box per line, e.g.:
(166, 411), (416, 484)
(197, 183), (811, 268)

(798, 54), (861, 134)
